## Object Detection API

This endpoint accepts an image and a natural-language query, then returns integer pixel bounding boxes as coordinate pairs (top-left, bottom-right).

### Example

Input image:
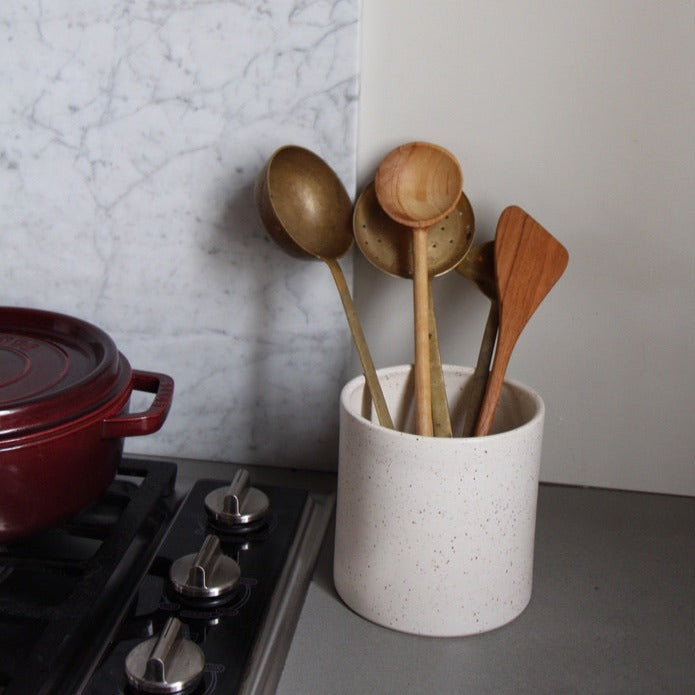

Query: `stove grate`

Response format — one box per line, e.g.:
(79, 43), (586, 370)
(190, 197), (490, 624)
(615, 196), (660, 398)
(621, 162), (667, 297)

(0, 457), (178, 695)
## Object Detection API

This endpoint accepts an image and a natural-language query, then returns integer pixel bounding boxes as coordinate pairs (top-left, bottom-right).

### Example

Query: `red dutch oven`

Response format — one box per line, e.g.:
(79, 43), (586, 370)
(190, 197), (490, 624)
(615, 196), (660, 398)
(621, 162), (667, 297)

(0, 306), (174, 544)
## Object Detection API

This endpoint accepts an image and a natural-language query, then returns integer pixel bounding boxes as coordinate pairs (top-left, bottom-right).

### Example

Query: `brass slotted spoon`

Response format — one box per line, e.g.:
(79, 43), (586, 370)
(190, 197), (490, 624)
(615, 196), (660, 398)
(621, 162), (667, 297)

(353, 182), (474, 436)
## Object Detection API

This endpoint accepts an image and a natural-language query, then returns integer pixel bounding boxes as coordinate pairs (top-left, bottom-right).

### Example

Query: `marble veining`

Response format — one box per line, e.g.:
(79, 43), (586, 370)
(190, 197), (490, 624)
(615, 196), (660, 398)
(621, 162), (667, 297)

(1, 0), (360, 468)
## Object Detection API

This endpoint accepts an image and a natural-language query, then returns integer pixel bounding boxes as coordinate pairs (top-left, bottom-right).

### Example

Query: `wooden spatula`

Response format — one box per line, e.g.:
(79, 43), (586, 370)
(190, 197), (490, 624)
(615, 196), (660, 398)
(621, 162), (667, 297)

(474, 206), (569, 436)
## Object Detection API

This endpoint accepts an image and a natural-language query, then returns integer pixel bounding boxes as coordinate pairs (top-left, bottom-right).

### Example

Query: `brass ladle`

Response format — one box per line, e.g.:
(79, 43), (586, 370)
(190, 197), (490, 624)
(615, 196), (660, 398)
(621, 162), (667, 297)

(375, 142), (463, 436)
(353, 182), (474, 436)
(455, 241), (499, 436)
(255, 145), (394, 429)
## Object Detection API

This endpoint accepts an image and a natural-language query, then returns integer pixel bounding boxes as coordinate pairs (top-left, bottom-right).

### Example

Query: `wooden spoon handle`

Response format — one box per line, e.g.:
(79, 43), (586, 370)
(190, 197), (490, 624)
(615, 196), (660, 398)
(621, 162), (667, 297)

(325, 258), (394, 430)
(413, 228), (433, 436)
(428, 282), (452, 437)
(473, 325), (516, 436)
(461, 299), (499, 437)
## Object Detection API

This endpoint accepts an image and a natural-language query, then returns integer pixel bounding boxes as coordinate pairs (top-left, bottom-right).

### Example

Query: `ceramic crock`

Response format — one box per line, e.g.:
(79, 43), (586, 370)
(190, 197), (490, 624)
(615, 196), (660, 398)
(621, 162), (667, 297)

(334, 364), (544, 636)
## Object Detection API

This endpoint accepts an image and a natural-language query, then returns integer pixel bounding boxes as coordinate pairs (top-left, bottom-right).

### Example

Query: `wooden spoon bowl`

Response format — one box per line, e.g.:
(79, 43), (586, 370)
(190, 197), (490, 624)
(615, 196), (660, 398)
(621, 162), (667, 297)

(375, 142), (464, 228)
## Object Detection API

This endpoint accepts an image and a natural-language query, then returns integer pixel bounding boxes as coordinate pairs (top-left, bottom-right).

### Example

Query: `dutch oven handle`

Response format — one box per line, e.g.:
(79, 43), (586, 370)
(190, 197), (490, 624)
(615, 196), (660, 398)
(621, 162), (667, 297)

(101, 370), (174, 439)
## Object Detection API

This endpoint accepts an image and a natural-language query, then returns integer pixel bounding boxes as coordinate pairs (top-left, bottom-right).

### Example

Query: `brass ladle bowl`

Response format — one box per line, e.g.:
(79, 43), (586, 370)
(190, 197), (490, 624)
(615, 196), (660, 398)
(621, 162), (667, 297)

(456, 240), (496, 300)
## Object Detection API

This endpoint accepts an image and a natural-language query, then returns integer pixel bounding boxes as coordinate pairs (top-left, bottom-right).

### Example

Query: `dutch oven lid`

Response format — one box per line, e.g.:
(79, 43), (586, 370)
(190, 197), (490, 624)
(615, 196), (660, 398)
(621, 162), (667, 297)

(0, 306), (129, 439)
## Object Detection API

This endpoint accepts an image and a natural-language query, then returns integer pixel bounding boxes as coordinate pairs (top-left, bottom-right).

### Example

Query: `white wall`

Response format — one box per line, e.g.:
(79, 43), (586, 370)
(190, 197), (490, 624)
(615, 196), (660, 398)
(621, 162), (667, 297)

(355, 0), (695, 494)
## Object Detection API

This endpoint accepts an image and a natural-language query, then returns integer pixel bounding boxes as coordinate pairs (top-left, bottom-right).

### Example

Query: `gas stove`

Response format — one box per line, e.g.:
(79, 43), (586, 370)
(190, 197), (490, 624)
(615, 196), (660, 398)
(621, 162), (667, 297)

(0, 457), (334, 694)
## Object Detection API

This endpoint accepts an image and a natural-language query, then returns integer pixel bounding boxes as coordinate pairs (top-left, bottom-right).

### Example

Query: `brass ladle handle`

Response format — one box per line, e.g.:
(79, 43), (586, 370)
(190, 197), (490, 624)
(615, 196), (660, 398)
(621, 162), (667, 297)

(461, 299), (499, 437)
(325, 258), (394, 430)
(428, 284), (452, 437)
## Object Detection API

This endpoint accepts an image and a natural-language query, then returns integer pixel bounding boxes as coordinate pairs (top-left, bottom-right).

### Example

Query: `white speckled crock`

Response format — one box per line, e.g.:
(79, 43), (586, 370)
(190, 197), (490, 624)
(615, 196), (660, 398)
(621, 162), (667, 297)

(333, 365), (545, 636)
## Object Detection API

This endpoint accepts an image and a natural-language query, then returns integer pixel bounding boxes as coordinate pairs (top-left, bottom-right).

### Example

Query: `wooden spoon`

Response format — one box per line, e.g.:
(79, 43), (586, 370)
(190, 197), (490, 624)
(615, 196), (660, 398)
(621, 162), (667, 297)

(375, 142), (463, 436)
(455, 241), (499, 436)
(255, 145), (394, 430)
(474, 206), (569, 436)
(353, 182), (474, 436)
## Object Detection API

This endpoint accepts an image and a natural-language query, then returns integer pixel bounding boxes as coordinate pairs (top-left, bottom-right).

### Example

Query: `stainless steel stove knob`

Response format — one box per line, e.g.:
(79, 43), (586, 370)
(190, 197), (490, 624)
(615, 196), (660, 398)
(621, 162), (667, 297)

(169, 534), (241, 599)
(204, 468), (269, 526)
(125, 617), (205, 694)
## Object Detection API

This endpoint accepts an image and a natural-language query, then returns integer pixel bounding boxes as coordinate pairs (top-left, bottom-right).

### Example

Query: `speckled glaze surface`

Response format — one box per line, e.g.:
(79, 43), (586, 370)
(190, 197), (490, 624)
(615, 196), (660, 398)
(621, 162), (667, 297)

(333, 365), (545, 636)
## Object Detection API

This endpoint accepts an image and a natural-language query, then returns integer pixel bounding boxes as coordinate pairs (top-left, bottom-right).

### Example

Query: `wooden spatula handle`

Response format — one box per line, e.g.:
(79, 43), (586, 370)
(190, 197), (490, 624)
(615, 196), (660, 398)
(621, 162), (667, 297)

(473, 324), (516, 436)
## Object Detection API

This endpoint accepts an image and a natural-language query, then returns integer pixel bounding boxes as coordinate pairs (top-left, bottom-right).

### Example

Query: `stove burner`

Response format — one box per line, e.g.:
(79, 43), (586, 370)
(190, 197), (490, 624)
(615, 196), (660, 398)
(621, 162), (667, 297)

(125, 617), (205, 695)
(169, 535), (241, 601)
(204, 469), (269, 527)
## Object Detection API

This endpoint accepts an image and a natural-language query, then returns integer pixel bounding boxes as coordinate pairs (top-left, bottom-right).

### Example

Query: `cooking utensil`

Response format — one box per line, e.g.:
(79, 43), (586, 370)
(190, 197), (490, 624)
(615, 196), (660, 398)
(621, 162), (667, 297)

(353, 182), (474, 436)
(374, 142), (463, 436)
(474, 206), (568, 436)
(0, 306), (174, 543)
(255, 145), (393, 429)
(455, 241), (499, 436)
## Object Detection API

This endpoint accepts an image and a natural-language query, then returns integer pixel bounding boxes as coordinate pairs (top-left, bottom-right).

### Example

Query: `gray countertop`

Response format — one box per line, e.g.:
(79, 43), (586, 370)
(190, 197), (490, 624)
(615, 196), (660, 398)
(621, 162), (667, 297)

(277, 483), (695, 694)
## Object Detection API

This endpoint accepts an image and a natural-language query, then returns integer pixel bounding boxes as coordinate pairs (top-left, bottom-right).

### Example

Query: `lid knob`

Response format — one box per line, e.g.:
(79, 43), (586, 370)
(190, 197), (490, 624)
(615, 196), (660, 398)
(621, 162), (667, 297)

(169, 534), (241, 599)
(204, 469), (269, 527)
(125, 617), (205, 694)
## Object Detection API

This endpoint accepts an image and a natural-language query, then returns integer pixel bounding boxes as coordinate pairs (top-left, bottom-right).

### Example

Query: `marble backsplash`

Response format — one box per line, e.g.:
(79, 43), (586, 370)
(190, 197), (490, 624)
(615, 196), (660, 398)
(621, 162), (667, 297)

(1, 1), (360, 469)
